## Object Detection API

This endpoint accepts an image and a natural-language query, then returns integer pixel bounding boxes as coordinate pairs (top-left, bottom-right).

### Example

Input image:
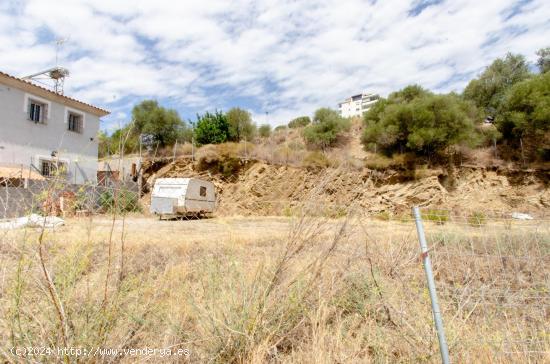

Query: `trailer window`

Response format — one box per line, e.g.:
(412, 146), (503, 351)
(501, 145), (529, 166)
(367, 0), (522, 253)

(200, 186), (207, 197)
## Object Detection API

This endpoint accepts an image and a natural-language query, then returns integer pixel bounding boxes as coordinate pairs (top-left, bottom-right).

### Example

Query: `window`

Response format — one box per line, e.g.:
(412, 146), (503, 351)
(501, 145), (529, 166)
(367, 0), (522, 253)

(40, 160), (54, 177)
(200, 186), (207, 197)
(29, 100), (47, 123)
(40, 160), (67, 178)
(68, 112), (83, 133)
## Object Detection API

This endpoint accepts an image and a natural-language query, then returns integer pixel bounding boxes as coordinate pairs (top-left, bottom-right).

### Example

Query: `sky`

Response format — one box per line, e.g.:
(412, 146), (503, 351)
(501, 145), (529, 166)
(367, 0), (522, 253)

(0, 0), (549, 133)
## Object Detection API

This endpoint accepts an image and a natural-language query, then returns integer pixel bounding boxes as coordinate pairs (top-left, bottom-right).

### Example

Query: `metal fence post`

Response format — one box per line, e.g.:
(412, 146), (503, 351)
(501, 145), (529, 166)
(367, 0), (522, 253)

(412, 206), (450, 364)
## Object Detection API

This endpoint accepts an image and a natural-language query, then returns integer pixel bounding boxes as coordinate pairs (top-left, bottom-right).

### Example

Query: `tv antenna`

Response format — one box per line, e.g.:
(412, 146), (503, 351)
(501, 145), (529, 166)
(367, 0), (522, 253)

(21, 37), (70, 94)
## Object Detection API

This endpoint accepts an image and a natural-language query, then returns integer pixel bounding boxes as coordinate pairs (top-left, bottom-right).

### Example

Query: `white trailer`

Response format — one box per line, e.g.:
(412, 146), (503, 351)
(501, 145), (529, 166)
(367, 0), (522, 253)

(150, 178), (216, 219)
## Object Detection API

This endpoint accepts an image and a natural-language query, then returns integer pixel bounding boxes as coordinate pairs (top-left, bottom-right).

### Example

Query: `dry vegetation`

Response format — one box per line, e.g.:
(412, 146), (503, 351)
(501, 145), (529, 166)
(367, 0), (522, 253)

(1, 202), (548, 363)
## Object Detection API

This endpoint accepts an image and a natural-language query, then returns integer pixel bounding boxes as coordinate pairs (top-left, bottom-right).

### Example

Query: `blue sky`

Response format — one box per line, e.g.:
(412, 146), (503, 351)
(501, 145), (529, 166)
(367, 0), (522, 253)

(0, 0), (549, 133)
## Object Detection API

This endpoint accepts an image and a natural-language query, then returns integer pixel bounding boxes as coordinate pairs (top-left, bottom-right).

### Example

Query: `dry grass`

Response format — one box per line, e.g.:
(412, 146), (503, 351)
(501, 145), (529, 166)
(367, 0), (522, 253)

(1, 209), (548, 363)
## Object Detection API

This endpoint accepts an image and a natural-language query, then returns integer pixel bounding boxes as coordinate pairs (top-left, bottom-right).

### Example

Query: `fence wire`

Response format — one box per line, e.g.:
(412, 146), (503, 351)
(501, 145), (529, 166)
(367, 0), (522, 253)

(415, 207), (549, 362)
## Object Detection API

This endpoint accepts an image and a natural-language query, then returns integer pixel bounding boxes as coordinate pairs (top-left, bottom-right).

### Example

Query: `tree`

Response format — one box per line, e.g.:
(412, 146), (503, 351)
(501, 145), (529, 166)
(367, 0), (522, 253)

(362, 88), (479, 156)
(536, 47), (550, 74)
(97, 131), (110, 158)
(258, 124), (272, 138)
(463, 53), (531, 115)
(288, 116), (311, 128)
(226, 107), (256, 141)
(495, 71), (550, 161)
(131, 100), (185, 147)
(105, 125), (139, 156)
(302, 108), (350, 149)
(194, 111), (230, 145)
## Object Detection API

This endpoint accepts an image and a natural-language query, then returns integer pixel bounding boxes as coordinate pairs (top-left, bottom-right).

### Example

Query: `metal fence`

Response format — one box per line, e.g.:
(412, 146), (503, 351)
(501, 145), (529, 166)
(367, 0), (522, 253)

(412, 207), (549, 363)
(0, 178), (140, 219)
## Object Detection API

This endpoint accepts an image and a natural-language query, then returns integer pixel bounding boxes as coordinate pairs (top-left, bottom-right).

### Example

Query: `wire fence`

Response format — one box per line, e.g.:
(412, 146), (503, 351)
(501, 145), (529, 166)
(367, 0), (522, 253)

(412, 207), (549, 363)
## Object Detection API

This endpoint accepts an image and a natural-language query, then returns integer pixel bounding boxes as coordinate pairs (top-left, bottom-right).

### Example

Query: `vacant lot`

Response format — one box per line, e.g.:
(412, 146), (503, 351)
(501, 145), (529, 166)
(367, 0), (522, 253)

(0, 213), (548, 363)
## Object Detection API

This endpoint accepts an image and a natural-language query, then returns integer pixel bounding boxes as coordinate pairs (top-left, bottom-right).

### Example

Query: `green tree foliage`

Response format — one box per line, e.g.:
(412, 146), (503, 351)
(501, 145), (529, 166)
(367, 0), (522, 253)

(463, 53), (531, 115)
(288, 116), (311, 128)
(362, 87), (478, 156)
(104, 125), (139, 156)
(302, 108), (350, 150)
(194, 111), (230, 145)
(226, 107), (256, 141)
(258, 124), (272, 138)
(536, 47), (550, 74)
(97, 131), (110, 158)
(132, 100), (186, 147)
(274, 125), (287, 131)
(495, 71), (550, 161)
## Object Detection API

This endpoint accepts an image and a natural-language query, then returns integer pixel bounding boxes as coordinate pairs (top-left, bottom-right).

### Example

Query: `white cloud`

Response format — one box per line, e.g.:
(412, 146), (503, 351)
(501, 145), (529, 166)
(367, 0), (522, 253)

(0, 0), (548, 128)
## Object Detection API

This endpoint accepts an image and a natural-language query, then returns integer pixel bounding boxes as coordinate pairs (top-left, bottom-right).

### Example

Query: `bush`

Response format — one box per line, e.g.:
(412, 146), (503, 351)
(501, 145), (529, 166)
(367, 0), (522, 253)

(364, 154), (408, 170)
(227, 107), (256, 141)
(495, 71), (550, 161)
(194, 111), (230, 145)
(99, 189), (141, 213)
(362, 88), (479, 157)
(288, 116), (311, 128)
(195, 143), (244, 178)
(421, 209), (449, 224)
(303, 108), (350, 150)
(468, 212), (487, 227)
(374, 211), (391, 221)
(302, 151), (331, 169)
(258, 124), (272, 138)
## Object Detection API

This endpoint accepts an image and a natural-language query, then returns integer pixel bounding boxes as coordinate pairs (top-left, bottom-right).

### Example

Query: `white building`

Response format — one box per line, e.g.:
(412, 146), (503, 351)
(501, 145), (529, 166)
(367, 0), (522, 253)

(338, 92), (380, 118)
(0, 71), (109, 184)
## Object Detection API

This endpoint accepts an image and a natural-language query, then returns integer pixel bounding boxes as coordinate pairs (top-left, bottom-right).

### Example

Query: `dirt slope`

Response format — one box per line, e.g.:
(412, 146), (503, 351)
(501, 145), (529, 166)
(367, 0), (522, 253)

(141, 158), (549, 217)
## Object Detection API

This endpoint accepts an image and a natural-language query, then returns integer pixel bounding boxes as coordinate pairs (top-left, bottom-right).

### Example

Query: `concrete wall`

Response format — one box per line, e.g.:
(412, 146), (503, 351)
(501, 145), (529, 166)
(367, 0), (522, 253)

(0, 83), (101, 184)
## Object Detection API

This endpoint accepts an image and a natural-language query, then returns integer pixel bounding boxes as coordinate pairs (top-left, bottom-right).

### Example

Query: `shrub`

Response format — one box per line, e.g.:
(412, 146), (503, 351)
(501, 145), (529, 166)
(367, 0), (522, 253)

(495, 71), (550, 161)
(468, 212), (487, 227)
(421, 209), (449, 224)
(194, 111), (230, 145)
(195, 143), (244, 178)
(374, 211), (391, 221)
(362, 89), (479, 157)
(258, 124), (272, 138)
(303, 108), (350, 150)
(288, 116), (311, 128)
(364, 153), (408, 170)
(302, 151), (331, 169)
(226, 107), (256, 141)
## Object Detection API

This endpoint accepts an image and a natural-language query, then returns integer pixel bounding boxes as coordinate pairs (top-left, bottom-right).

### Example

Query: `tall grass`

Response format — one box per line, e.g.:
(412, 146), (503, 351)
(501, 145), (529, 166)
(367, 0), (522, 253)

(0, 195), (548, 362)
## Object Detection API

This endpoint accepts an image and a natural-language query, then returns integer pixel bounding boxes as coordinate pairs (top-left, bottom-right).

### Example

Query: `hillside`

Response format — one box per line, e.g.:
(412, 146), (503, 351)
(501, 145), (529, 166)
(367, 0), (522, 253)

(139, 123), (549, 217)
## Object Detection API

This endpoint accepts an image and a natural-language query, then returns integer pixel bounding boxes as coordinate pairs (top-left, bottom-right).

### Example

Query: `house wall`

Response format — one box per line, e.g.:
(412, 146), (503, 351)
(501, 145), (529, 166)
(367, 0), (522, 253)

(0, 83), (101, 184)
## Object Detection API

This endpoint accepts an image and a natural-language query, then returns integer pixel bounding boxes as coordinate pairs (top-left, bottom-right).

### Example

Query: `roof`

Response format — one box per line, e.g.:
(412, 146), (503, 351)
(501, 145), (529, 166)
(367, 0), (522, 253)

(0, 165), (45, 180)
(0, 70), (110, 117)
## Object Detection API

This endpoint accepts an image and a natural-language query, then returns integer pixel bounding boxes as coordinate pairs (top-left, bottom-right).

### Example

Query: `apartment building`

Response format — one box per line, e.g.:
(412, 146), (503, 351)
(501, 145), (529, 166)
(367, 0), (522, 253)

(338, 92), (380, 118)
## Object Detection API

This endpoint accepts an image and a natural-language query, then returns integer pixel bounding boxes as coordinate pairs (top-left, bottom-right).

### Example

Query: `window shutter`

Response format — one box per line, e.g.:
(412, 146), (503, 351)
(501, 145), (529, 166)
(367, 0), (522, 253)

(43, 103), (48, 123)
(27, 101), (32, 120)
